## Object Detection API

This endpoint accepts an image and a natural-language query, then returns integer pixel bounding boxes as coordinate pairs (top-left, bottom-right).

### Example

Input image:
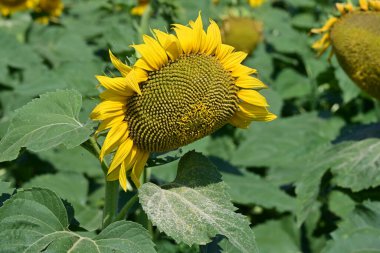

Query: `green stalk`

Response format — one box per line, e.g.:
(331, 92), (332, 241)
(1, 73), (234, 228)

(102, 180), (119, 228)
(81, 136), (119, 228)
(114, 194), (139, 221)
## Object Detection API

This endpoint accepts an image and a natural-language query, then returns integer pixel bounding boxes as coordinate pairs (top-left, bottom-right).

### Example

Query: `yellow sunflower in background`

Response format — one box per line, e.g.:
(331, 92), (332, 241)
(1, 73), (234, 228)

(0, 0), (35, 16)
(91, 13), (276, 191)
(33, 0), (63, 24)
(248, 0), (265, 8)
(131, 0), (149, 16)
(312, 0), (380, 99)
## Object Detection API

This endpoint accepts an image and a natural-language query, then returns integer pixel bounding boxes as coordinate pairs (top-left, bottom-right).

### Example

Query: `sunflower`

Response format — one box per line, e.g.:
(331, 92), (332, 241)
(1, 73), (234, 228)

(248, 0), (265, 8)
(33, 0), (63, 24)
(91, 13), (276, 191)
(131, 0), (149, 16)
(0, 0), (35, 16)
(311, 0), (380, 99)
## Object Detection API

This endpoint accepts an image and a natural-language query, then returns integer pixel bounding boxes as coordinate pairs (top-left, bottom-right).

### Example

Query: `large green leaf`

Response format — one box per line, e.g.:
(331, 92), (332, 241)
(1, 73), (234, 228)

(0, 90), (93, 162)
(0, 188), (156, 253)
(0, 29), (42, 69)
(322, 201), (380, 253)
(139, 151), (258, 253)
(296, 138), (380, 225)
(233, 113), (343, 185)
(222, 172), (296, 212)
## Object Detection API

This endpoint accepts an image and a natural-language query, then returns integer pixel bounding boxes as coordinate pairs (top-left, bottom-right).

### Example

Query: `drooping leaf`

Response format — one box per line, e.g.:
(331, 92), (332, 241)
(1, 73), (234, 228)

(233, 113), (343, 185)
(139, 151), (258, 253)
(322, 201), (380, 253)
(296, 138), (380, 225)
(0, 188), (156, 253)
(0, 90), (93, 162)
(222, 172), (296, 212)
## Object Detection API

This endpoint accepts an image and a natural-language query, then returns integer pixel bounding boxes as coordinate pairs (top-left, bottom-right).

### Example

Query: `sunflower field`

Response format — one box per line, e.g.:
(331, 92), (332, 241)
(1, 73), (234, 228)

(0, 0), (380, 252)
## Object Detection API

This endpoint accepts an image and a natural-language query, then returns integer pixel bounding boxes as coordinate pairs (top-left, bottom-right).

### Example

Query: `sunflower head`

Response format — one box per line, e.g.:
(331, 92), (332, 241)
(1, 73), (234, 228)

(311, 0), (380, 99)
(248, 0), (265, 8)
(91, 13), (276, 191)
(131, 0), (149, 16)
(33, 0), (63, 24)
(221, 16), (262, 55)
(0, 0), (35, 16)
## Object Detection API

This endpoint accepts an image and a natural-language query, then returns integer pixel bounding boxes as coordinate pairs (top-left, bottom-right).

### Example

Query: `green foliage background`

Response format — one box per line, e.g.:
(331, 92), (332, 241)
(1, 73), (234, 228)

(1, 0), (380, 252)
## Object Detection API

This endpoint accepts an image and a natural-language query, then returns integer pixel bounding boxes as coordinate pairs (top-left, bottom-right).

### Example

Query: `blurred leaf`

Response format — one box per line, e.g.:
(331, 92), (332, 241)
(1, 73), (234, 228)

(332, 58), (361, 103)
(0, 188), (156, 253)
(322, 201), (380, 253)
(0, 29), (42, 69)
(23, 172), (88, 205)
(328, 190), (356, 220)
(38, 146), (102, 177)
(222, 172), (296, 212)
(254, 216), (300, 253)
(273, 68), (311, 99)
(29, 26), (95, 67)
(0, 90), (93, 162)
(139, 151), (258, 253)
(233, 113), (343, 185)
(296, 138), (380, 225)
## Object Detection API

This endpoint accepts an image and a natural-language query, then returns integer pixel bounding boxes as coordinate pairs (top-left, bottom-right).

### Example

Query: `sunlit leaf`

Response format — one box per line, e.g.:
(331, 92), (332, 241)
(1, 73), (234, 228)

(0, 188), (156, 253)
(0, 90), (93, 162)
(139, 151), (258, 253)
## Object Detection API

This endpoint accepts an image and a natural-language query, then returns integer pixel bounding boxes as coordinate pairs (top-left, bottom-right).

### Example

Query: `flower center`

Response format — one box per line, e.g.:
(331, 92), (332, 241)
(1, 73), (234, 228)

(126, 54), (238, 152)
(331, 12), (380, 98)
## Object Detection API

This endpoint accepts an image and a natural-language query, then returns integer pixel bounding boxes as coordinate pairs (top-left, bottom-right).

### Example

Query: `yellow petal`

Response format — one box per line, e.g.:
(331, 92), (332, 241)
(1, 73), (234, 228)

(99, 122), (129, 161)
(173, 24), (193, 54)
(99, 90), (127, 102)
(236, 75), (267, 89)
(130, 151), (150, 188)
(190, 13), (204, 53)
(203, 20), (222, 55)
(228, 113), (251, 129)
(107, 138), (133, 175)
(154, 29), (181, 60)
(132, 35), (168, 70)
(310, 17), (338, 34)
(91, 101), (126, 121)
(216, 44), (235, 61)
(238, 89), (269, 107)
(230, 64), (257, 77)
(109, 49), (131, 77)
(96, 115), (124, 134)
(359, 0), (369, 10)
(119, 161), (128, 191)
(96, 76), (135, 96)
(220, 51), (247, 70)
(238, 102), (277, 121)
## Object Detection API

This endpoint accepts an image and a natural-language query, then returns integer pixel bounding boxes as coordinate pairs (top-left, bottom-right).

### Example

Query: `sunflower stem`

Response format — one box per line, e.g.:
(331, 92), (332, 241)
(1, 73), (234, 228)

(114, 194), (139, 222)
(102, 180), (119, 229)
(81, 136), (108, 175)
(374, 99), (380, 121)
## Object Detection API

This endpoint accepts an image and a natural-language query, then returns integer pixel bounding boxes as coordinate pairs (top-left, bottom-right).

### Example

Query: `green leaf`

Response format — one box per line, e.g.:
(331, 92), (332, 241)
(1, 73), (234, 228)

(254, 216), (300, 253)
(273, 68), (311, 99)
(0, 28), (42, 69)
(0, 90), (93, 162)
(38, 146), (102, 177)
(233, 113), (343, 185)
(329, 139), (380, 191)
(222, 172), (296, 212)
(139, 151), (258, 253)
(297, 138), (380, 225)
(0, 188), (156, 253)
(333, 58), (361, 103)
(23, 172), (89, 206)
(322, 201), (380, 253)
